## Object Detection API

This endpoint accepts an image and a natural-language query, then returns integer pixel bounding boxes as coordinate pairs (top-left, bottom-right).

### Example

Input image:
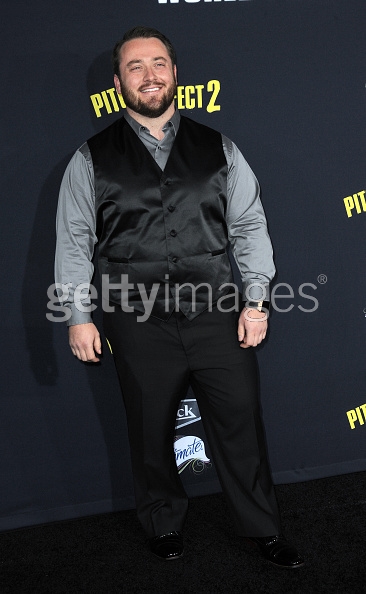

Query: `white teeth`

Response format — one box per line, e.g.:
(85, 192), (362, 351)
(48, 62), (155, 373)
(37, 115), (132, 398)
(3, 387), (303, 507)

(141, 87), (160, 93)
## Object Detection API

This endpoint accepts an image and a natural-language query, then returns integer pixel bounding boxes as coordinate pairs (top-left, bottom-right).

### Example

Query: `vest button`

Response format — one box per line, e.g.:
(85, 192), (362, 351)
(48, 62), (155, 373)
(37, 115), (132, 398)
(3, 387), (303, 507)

(170, 230), (177, 237)
(168, 205), (175, 212)
(172, 256), (178, 263)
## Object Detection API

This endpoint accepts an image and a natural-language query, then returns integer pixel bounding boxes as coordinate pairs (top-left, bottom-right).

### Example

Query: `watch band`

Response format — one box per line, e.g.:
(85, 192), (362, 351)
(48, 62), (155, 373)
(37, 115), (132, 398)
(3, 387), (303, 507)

(244, 300), (271, 313)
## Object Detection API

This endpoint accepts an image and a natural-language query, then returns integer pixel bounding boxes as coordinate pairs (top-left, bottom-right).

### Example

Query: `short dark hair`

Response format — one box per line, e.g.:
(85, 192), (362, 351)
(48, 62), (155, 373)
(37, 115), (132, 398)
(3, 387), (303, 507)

(112, 26), (177, 77)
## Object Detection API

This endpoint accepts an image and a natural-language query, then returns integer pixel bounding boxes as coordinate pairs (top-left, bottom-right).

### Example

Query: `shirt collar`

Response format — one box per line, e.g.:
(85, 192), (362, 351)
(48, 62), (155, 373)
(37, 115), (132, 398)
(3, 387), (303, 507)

(124, 109), (180, 138)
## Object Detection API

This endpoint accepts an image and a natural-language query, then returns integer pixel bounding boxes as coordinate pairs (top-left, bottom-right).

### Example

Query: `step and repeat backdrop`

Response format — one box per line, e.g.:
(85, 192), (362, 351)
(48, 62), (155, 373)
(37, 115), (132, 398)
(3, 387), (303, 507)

(1, 0), (365, 530)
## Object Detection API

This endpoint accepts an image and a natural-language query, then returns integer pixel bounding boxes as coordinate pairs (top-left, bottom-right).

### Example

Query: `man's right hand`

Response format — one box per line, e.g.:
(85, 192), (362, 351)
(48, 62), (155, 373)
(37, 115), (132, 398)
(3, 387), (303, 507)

(68, 323), (102, 363)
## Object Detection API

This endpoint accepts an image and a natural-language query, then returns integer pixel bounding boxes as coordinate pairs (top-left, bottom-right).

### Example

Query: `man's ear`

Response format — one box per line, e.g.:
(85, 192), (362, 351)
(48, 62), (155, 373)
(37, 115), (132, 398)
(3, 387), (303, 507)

(114, 74), (122, 94)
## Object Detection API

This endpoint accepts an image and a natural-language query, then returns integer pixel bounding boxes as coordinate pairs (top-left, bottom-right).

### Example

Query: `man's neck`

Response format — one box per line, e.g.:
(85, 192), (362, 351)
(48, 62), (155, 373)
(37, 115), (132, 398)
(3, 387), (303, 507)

(125, 104), (175, 140)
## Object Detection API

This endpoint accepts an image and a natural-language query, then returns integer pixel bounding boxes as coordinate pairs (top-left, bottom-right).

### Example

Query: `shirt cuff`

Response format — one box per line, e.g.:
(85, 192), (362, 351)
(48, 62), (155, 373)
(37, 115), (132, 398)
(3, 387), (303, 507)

(66, 303), (93, 327)
(242, 280), (270, 302)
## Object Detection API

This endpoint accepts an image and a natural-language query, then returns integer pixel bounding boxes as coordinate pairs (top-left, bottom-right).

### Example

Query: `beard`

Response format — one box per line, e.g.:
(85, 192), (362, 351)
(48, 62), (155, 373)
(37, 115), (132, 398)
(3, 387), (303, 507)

(119, 77), (177, 118)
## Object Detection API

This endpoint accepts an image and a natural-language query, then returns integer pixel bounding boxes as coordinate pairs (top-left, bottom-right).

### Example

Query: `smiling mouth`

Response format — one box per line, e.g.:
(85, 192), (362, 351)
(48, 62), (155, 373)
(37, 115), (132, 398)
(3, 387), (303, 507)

(140, 86), (163, 93)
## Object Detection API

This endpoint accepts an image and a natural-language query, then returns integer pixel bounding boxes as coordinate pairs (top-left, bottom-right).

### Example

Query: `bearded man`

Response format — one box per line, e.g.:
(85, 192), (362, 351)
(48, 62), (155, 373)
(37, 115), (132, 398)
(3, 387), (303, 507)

(55, 26), (304, 569)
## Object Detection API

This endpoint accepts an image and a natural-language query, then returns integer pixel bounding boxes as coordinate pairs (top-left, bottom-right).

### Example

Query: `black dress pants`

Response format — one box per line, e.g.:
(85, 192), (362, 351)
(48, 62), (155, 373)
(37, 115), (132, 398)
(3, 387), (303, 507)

(103, 303), (281, 539)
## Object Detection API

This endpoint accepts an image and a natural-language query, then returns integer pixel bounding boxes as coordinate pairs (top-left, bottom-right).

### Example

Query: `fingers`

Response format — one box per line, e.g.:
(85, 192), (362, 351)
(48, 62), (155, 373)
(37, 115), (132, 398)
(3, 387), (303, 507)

(73, 346), (100, 362)
(70, 342), (100, 362)
(94, 333), (102, 356)
(69, 323), (101, 363)
(239, 322), (267, 348)
(237, 317), (245, 343)
(238, 310), (268, 349)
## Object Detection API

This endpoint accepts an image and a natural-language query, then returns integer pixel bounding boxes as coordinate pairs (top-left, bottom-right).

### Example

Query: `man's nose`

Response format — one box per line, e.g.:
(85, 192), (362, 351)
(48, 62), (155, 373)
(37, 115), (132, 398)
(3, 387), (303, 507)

(143, 66), (156, 81)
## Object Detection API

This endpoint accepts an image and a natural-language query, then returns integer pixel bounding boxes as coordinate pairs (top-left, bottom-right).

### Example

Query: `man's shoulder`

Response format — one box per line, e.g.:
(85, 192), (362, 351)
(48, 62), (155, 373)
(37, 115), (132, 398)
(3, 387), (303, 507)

(179, 115), (224, 146)
(87, 117), (127, 147)
(180, 114), (220, 135)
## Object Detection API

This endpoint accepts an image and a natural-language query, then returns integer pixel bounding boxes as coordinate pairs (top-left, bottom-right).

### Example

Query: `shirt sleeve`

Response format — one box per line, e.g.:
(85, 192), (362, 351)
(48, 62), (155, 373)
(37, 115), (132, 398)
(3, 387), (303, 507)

(55, 143), (97, 326)
(222, 134), (276, 302)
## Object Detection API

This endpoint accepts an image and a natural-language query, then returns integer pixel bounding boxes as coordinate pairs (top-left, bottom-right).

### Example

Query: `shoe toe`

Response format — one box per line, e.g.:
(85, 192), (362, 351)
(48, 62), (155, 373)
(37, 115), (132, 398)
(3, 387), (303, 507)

(149, 531), (184, 560)
(271, 540), (304, 568)
(249, 535), (304, 569)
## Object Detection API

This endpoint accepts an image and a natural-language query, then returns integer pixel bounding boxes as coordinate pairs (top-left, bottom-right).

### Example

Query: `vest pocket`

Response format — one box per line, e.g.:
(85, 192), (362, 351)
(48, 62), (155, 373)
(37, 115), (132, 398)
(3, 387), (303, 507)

(211, 248), (226, 257)
(107, 257), (129, 263)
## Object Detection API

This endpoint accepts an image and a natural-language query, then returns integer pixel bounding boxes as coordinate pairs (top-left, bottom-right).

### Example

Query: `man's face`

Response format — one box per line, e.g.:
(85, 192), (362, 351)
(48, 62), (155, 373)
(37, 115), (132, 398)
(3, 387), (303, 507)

(114, 37), (177, 119)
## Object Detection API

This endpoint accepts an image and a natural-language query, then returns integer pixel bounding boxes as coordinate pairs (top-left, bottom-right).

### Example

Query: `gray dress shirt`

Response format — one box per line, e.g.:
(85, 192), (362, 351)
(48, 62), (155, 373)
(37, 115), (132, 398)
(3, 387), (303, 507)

(55, 110), (275, 325)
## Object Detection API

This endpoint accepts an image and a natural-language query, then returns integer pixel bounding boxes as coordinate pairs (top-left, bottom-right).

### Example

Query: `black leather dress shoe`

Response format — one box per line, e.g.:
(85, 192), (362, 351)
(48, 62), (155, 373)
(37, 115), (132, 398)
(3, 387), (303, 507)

(248, 535), (304, 568)
(149, 531), (184, 560)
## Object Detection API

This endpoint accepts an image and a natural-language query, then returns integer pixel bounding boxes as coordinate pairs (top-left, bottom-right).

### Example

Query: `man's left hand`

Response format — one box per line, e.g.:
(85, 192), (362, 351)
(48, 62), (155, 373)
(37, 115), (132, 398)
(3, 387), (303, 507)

(238, 308), (268, 348)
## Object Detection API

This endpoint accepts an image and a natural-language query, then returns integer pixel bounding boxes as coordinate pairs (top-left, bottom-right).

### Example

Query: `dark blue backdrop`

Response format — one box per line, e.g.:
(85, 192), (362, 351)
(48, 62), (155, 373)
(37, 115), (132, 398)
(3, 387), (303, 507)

(1, 0), (365, 531)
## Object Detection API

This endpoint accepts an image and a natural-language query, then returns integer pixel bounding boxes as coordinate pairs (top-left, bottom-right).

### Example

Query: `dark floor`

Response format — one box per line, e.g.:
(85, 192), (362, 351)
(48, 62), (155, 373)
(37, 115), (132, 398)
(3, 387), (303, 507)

(1, 472), (366, 593)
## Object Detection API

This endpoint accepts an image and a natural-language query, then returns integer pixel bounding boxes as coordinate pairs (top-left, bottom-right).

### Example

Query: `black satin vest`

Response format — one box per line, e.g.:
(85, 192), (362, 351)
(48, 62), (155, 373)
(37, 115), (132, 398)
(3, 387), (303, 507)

(87, 116), (234, 320)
